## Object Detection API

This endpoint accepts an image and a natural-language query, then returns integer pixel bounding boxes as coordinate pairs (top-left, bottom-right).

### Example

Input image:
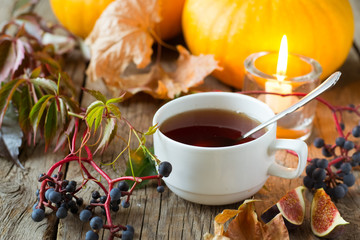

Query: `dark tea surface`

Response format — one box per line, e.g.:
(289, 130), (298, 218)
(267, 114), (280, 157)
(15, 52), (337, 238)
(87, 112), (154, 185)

(160, 109), (265, 147)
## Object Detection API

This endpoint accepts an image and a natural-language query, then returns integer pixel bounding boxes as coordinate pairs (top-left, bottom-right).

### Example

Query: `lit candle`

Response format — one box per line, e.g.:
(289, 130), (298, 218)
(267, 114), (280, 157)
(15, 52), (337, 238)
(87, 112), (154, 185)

(265, 35), (294, 113)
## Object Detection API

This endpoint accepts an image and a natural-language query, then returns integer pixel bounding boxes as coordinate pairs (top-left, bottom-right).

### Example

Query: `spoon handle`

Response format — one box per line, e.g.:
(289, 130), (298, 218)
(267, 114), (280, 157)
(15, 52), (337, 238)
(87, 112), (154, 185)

(242, 71), (341, 139)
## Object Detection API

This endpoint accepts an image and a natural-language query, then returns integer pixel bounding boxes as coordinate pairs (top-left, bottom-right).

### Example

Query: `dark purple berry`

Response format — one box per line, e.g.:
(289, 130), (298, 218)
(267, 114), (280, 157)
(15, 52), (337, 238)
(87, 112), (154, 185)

(303, 176), (314, 189)
(157, 186), (165, 193)
(334, 185), (346, 199)
(314, 138), (325, 148)
(312, 168), (326, 181)
(49, 191), (62, 203)
(306, 164), (316, 177)
(85, 230), (99, 240)
(352, 125), (360, 137)
(340, 162), (352, 174)
(122, 200), (130, 208)
(79, 209), (92, 222)
(90, 216), (103, 230)
(110, 188), (121, 201)
(56, 207), (68, 219)
(118, 181), (129, 192)
(158, 161), (172, 177)
(335, 137), (345, 147)
(343, 140), (354, 150)
(343, 174), (356, 187)
(92, 191), (101, 199)
(76, 197), (84, 206)
(321, 147), (332, 157)
(31, 208), (45, 222)
(122, 230), (134, 240)
(99, 195), (107, 203)
(316, 159), (328, 169)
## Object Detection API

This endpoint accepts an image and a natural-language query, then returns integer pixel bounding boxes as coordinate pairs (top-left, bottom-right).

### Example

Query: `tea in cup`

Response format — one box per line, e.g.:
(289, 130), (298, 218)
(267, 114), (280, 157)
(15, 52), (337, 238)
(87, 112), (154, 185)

(153, 92), (307, 205)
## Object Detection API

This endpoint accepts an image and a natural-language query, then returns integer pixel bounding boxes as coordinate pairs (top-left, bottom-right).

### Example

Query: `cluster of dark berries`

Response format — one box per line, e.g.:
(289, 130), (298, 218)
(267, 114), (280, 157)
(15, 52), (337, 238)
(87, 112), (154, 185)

(32, 172), (83, 222)
(303, 122), (360, 200)
(31, 159), (172, 240)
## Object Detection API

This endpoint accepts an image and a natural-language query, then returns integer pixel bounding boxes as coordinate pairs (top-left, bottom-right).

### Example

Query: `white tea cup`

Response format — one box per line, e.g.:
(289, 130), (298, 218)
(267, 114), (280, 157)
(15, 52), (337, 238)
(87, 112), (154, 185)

(153, 92), (307, 205)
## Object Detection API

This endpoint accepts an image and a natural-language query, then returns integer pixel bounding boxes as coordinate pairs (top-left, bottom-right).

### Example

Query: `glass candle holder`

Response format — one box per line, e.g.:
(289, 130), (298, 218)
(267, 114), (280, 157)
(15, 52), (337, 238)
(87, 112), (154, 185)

(243, 52), (322, 140)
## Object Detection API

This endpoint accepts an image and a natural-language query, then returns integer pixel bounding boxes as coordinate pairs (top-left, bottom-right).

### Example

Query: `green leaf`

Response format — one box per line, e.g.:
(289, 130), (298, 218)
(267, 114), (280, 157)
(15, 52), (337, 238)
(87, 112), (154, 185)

(0, 78), (26, 125)
(61, 95), (80, 113)
(107, 103), (121, 119)
(58, 98), (68, 127)
(58, 71), (76, 97)
(86, 100), (104, 116)
(44, 100), (57, 151)
(86, 106), (104, 132)
(144, 124), (158, 136)
(30, 66), (41, 78)
(94, 107), (103, 133)
(15, 84), (33, 134)
(106, 96), (124, 105)
(34, 51), (61, 71)
(125, 149), (157, 188)
(30, 77), (58, 93)
(96, 118), (116, 152)
(84, 89), (107, 103)
(29, 95), (53, 134)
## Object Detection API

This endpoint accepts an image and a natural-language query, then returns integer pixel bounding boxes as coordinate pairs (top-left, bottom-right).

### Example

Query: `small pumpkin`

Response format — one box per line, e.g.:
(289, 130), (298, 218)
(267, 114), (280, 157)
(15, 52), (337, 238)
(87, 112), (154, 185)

(50, 0), (185, 39)
(182, 0), (354, 89)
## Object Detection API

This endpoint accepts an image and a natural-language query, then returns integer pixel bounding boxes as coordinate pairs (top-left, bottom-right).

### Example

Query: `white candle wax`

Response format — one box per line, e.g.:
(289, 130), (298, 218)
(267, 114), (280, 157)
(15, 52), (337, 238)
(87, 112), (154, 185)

(265, 80), (293, 113)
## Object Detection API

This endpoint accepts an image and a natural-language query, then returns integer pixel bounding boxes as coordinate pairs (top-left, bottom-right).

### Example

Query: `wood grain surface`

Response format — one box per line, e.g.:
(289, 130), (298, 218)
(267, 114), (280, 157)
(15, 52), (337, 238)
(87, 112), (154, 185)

(0, 0), (360, 239)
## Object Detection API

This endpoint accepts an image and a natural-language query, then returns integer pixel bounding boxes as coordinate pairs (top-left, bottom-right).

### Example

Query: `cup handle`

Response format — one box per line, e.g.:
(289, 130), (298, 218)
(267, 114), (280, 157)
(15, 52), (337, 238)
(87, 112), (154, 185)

(267, 139), (308, 179)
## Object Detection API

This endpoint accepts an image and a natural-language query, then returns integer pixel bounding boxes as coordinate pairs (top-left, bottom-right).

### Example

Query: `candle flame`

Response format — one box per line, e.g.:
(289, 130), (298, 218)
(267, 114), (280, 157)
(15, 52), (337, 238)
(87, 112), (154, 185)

(276, 35), (288, 81)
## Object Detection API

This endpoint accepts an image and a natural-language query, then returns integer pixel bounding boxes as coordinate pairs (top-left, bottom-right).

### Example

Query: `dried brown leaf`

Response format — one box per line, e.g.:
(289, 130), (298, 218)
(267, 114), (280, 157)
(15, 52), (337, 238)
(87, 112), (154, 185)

(85, 0), (160, 85)
(225, 201), (289, 240)
(204, 200), (289, 240)
(109, 46), (220, 99)
(85, 0), (220, 99)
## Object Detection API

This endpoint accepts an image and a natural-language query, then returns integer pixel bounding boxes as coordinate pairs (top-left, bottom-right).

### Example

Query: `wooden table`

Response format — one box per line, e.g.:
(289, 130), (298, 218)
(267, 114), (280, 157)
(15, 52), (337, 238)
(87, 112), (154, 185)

(1, 1), (360, 239)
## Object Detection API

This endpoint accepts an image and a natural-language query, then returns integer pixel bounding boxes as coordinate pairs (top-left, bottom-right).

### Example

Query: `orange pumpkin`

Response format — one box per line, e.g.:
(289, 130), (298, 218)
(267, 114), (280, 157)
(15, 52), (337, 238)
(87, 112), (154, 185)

(182, 0), (354, 89)
(50, 0), (185, 40)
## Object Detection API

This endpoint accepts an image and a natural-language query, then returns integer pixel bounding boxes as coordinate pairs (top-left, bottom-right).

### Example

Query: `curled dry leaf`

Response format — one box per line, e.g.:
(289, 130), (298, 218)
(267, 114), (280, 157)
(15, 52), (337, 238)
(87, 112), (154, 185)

(204, 200), (289, 240)
(85, 0), (220, 99)
(85, 0), (160, 86)
(123, 46), (221, 99)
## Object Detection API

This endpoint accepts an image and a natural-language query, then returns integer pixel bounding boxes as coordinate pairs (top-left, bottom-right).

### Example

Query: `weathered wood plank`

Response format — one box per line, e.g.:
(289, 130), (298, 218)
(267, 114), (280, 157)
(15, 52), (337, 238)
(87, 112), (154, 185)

(0, 143), (62, 240)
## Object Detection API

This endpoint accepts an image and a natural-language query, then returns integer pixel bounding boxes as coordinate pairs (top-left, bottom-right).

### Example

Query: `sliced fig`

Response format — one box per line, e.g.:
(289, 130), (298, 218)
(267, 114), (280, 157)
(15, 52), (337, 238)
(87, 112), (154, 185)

(311, 188), (349, 238)
(261, 186), (305, 229)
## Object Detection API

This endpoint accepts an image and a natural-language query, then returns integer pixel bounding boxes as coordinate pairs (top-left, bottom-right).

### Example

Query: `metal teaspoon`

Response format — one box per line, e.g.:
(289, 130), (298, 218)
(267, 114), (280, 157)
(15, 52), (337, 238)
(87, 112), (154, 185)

(240, 71), (341, 140)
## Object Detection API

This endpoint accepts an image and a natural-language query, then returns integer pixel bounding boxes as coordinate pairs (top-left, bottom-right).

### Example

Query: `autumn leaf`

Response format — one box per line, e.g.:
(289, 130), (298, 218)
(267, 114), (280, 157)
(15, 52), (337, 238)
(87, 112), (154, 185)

(105, 46), (221, 99)
(205, 200), (289, 240)
(0, 102), (24, 169)
(85, 0), (220, 99)
(85, 0), (160, 84)
(0, 36), (25, 83)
